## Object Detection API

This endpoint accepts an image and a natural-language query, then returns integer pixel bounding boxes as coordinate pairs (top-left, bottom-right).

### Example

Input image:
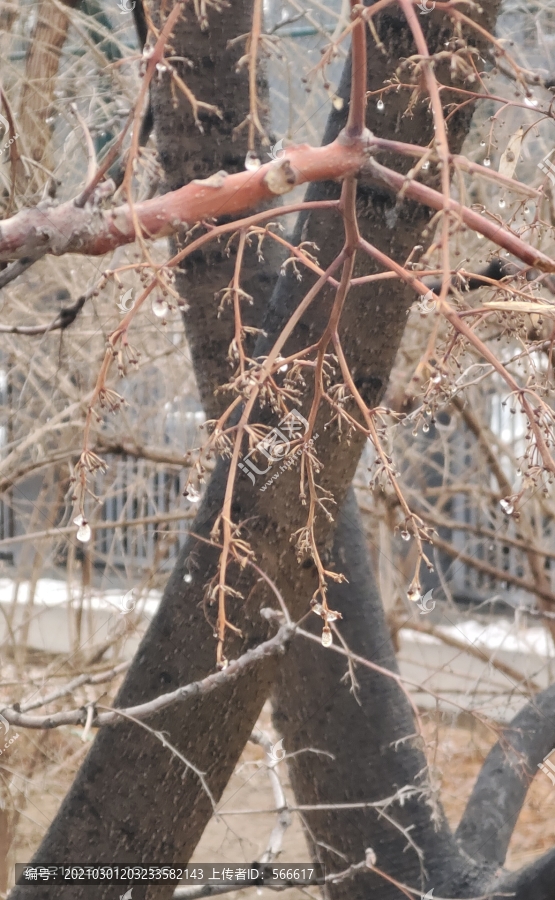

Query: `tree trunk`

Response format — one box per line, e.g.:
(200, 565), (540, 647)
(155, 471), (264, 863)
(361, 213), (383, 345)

(272, 487), (476, 899)
(17, 0), (80, 190)
(457, 681), (555, 868)
(268, 4), (504, 896)
(168, 0), (506, 890)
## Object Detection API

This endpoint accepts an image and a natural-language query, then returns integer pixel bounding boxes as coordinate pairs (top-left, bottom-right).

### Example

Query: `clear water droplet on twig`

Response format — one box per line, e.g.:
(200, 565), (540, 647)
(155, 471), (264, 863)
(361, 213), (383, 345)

(152, 298), (169, 318)
(321, 628), (333, 647)
(77, 523), (91, 543)
(407, 586), (422, 604)
(245, 151), (261, 171)
(184, 485), (201, 503)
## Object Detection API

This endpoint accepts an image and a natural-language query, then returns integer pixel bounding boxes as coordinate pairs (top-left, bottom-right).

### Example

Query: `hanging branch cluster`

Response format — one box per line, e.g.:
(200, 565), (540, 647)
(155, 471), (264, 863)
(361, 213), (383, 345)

(2, 0), (555, 666)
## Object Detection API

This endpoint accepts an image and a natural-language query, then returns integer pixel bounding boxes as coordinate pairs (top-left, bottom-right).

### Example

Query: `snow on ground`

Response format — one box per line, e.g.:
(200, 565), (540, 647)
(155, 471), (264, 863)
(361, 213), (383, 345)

(0, 577), (161, 615)
(0, 577), (161, 658)
(402, 616), (555, 658)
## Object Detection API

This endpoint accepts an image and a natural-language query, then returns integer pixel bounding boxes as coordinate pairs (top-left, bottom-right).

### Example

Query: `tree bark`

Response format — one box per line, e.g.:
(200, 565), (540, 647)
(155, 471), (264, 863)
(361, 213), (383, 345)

(491, 847), (555, 900)
(268, 5), (505, 897)
(456, 682), (555, 868)
(272, 488), (473, 899)
(158, 7), (462, 893)
(17, 0), (81, 189)
(149, 0), (280, 416)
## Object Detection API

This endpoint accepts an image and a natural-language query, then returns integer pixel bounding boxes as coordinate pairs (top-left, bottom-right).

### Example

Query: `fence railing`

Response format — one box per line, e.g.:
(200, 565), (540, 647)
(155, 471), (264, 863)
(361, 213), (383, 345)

(93, 455), (191, 572)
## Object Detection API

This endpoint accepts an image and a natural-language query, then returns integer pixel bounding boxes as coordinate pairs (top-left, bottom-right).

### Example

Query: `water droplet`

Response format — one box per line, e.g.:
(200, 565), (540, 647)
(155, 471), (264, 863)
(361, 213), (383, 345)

(499, 198), (506, 209)
(73, 514), (84, 527)
(77, 523), (91, 543)
(152, 298), (169, 318)
(500, 499), (514, 515)
(407, 586), (422, 604)
(245, 151), (261, 171)
(423, 423), (430, 433)
(432, 373), (442, 384)
(185, 485), (201, 503)
(480, 140), (486, 147)
(332, 96), (344, 111)
(376, 99), (385, 112)
(422, 161), (430, 171)
(475, 232), (484, 239)
(524, 95), (538, 107)
(321, 628), (333, 647)
(326, 611), (341, 623)
(483, 157), (491, 167)
(365, 848), (377, 867)
(121, 590), (136, 613)
(183, 573), (193, 583)
(524, 207), (530, 215)
(401, 530), (410, 541)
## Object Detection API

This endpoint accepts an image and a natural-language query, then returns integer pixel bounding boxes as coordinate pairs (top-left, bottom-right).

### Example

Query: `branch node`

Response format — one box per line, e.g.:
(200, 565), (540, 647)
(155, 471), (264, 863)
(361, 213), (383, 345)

(263, 160), (296, 195)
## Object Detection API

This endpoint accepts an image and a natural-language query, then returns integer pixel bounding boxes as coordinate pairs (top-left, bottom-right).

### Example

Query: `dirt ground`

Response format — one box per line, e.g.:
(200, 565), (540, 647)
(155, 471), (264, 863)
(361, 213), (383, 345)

(3, 696), (555, 899)
(187, 704), (555, 893)
(428, 715), (555, 872)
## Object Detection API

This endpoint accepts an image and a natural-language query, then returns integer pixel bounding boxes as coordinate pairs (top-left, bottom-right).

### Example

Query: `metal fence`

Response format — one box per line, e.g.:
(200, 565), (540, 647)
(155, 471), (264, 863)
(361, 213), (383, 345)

(442, 389), (554, 608)
(93, 455), (191, 572)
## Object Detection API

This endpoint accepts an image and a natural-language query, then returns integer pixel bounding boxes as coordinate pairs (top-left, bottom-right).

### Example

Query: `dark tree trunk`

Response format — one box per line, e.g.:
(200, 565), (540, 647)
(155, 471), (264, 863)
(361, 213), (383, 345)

(491, 848), (555, 900)
(272, 487), (474, 899)
(151, 6), (461, 896)
(267, 5), (505, 897)
(457, 682), (555, 868)
(150, 0), (279, 411)
(160, 10), (462, 891)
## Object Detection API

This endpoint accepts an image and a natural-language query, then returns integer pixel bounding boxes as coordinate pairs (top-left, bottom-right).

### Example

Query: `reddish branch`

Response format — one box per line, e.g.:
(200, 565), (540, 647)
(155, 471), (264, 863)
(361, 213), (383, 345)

(365, 157), (555, 272)
(0, 135), (372, 260)
(2, 134), (553, 276)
